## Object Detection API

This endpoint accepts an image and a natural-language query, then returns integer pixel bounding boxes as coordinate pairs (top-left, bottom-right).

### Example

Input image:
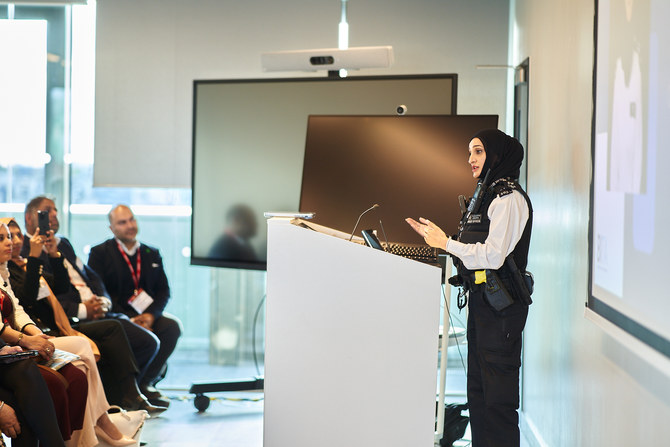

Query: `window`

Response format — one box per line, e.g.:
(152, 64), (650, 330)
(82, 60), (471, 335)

(0, 2), (266, 390)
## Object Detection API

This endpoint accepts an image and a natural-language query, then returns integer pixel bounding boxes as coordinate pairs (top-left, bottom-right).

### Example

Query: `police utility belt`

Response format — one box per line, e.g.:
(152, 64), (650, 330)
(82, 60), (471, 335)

(463, 256), (534, 311)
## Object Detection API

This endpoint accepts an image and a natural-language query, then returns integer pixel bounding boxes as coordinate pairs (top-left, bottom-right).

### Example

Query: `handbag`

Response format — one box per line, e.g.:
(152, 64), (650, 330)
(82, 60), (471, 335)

(95, 406), (149, 447)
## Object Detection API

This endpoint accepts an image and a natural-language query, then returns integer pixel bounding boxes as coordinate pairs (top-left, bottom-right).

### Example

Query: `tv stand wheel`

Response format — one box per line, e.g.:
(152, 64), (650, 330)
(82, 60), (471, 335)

(194, 394), (210, 412)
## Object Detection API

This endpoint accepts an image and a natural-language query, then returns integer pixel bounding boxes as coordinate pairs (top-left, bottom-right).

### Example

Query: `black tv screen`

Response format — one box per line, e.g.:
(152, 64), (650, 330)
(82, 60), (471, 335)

(298, 114), (498, 244)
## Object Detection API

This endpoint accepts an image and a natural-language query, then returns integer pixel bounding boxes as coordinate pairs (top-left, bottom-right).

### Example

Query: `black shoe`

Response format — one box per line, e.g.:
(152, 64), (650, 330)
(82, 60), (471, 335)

(140, 383), (171, 408)
(121, 394), (168, 416)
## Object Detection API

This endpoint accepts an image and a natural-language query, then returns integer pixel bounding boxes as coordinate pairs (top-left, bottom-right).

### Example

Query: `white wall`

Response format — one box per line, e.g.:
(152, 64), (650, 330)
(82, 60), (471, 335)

(94, 0), (510, 187)
(511, 1), (670, 445)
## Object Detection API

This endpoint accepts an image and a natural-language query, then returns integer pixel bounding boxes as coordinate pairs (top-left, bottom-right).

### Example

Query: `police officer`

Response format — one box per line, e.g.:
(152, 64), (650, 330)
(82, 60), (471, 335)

(407, 129), (533, 447)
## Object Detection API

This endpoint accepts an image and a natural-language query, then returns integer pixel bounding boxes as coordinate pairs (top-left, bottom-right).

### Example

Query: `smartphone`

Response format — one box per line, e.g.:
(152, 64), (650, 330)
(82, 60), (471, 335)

(361, 229), (384, 251)
(37, 210), (50, 235)
(0, 350), (40, 364)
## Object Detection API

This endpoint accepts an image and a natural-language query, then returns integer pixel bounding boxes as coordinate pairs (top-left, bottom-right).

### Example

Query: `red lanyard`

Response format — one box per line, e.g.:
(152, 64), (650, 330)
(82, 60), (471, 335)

(117, 242), (141, 292)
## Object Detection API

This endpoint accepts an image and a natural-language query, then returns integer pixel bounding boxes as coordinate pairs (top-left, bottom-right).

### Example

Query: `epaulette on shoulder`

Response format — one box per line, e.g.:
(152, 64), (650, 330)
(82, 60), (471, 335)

(491, 178), (519, 198)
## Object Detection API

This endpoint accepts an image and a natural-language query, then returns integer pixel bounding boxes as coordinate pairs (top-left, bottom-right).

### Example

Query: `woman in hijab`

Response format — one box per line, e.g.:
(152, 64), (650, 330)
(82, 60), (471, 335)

(407, 129), (533, 447)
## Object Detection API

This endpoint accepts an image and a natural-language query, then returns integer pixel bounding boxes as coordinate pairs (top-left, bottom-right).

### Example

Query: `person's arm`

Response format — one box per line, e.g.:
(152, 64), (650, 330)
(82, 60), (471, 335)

(11, 231), (49, 307)
(81, 264), (111, 301)
(19, 257), (43, 307)
(44, 234), (70, 295)
(86, 243), (105, 279)
(0, 395), (22, 439)
(4, 285), (38, 334)
(144, 249), (171, 318)
(85, 245), (113, 302)
(0, 324), (54, 361)
(0, 288), (54, 360)
(445, 191), (529, 270)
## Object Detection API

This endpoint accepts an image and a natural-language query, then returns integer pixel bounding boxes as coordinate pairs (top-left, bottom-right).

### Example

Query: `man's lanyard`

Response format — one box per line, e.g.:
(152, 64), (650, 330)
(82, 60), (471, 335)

(117, 242), (141, 292)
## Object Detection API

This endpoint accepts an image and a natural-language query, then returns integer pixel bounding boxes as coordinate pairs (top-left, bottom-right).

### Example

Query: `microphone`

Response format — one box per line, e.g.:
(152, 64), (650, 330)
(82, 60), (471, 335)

(467, 169), (491, 214)
(348, 204), (380, 241)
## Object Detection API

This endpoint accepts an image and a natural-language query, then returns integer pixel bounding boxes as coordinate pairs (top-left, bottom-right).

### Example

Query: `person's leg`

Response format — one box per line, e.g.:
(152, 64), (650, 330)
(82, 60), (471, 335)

(74, 319), (140, 405)
(141, 313), (182, 386)
(110, 314), (160, 380)
(139, 313), (181, 406)
(0, 359), (65, 447)
(473, 298), (528, 447)
(55, 363), (88, 434)
(53, 335), (114, 447)
(466, 291), (486, 447)
(101, 315), (168, 414)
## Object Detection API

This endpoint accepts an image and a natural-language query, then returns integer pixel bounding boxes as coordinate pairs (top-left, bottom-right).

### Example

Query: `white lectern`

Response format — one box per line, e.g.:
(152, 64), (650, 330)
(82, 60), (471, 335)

(264, 217), (442, 447)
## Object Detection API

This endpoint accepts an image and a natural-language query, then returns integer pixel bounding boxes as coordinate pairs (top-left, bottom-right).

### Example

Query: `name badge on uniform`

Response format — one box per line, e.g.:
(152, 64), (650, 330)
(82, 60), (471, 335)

(128, 289), (154, 314)
(467, 214), (482, 224)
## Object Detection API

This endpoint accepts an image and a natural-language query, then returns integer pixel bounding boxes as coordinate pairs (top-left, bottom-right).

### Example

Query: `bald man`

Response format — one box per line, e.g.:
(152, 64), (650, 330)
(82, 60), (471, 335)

(87, 204), (182, 408)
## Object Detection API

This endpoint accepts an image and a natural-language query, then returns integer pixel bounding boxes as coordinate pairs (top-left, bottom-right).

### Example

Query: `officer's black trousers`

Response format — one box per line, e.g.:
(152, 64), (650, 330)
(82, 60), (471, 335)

(466, 289), (528, 447)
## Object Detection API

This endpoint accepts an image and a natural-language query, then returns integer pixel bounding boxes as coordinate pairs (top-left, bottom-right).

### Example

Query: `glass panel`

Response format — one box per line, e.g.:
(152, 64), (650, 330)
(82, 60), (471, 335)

(0, 19), (47, 166)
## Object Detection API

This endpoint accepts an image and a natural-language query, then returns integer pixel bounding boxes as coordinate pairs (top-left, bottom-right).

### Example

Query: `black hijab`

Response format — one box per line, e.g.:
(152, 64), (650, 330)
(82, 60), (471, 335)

(472, 129), (524, 183)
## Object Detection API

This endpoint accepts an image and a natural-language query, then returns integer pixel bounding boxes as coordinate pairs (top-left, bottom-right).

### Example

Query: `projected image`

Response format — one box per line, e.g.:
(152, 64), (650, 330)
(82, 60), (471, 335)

(607, 0), (647, 195)
(591, 0), (670, 350)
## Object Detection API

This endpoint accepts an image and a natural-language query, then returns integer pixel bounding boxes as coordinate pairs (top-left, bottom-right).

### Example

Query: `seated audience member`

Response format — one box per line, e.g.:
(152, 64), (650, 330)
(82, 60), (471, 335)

(0, 224), (87, 443)
(0, 342), (65, 447)
(88, 205), (182, 407)
(0, 222), (135, 447)
(20, 197), (166, 414)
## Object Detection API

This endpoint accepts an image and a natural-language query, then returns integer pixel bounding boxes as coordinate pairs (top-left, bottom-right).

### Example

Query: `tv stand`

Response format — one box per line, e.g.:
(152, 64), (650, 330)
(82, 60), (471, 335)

(189, 376), (264, 412)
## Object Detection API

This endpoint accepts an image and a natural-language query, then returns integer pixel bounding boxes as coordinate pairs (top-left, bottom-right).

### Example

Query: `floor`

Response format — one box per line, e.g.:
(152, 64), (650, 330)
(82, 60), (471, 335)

(140, 349), (265, 447)
(139, 348), (474, 447)
(140, 391), (264, 447)
(135, 346), (528, 447)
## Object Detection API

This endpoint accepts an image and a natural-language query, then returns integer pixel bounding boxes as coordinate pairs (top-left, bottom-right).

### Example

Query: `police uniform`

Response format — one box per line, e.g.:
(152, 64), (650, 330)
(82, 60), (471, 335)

(446, 177), (533, 447)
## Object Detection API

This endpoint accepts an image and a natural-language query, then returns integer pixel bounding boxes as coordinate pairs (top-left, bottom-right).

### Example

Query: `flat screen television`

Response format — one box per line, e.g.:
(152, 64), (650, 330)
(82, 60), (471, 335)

(190, 75), (458, 270)
(298, 114), (498, 245)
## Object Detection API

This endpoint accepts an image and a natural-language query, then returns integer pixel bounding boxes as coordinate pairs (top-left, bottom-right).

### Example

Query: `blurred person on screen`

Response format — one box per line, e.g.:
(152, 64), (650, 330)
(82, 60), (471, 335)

(208, 203), (258, 262)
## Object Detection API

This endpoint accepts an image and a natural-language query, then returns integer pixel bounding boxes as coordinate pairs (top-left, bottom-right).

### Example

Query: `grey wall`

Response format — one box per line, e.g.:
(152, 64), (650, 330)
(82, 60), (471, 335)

(511, 1), (670, 445)
(94, 0), (510, 187)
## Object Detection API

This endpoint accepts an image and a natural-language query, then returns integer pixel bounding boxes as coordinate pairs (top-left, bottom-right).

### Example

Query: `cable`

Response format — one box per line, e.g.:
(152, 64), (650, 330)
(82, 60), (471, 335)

(441, 283), (467, 374)
(252, 294), (267, 376)
(378, 219), (389, 250)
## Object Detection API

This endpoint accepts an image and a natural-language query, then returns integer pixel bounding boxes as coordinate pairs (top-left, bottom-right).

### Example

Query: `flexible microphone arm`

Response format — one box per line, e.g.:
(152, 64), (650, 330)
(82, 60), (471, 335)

(348, 204), (380, 241)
